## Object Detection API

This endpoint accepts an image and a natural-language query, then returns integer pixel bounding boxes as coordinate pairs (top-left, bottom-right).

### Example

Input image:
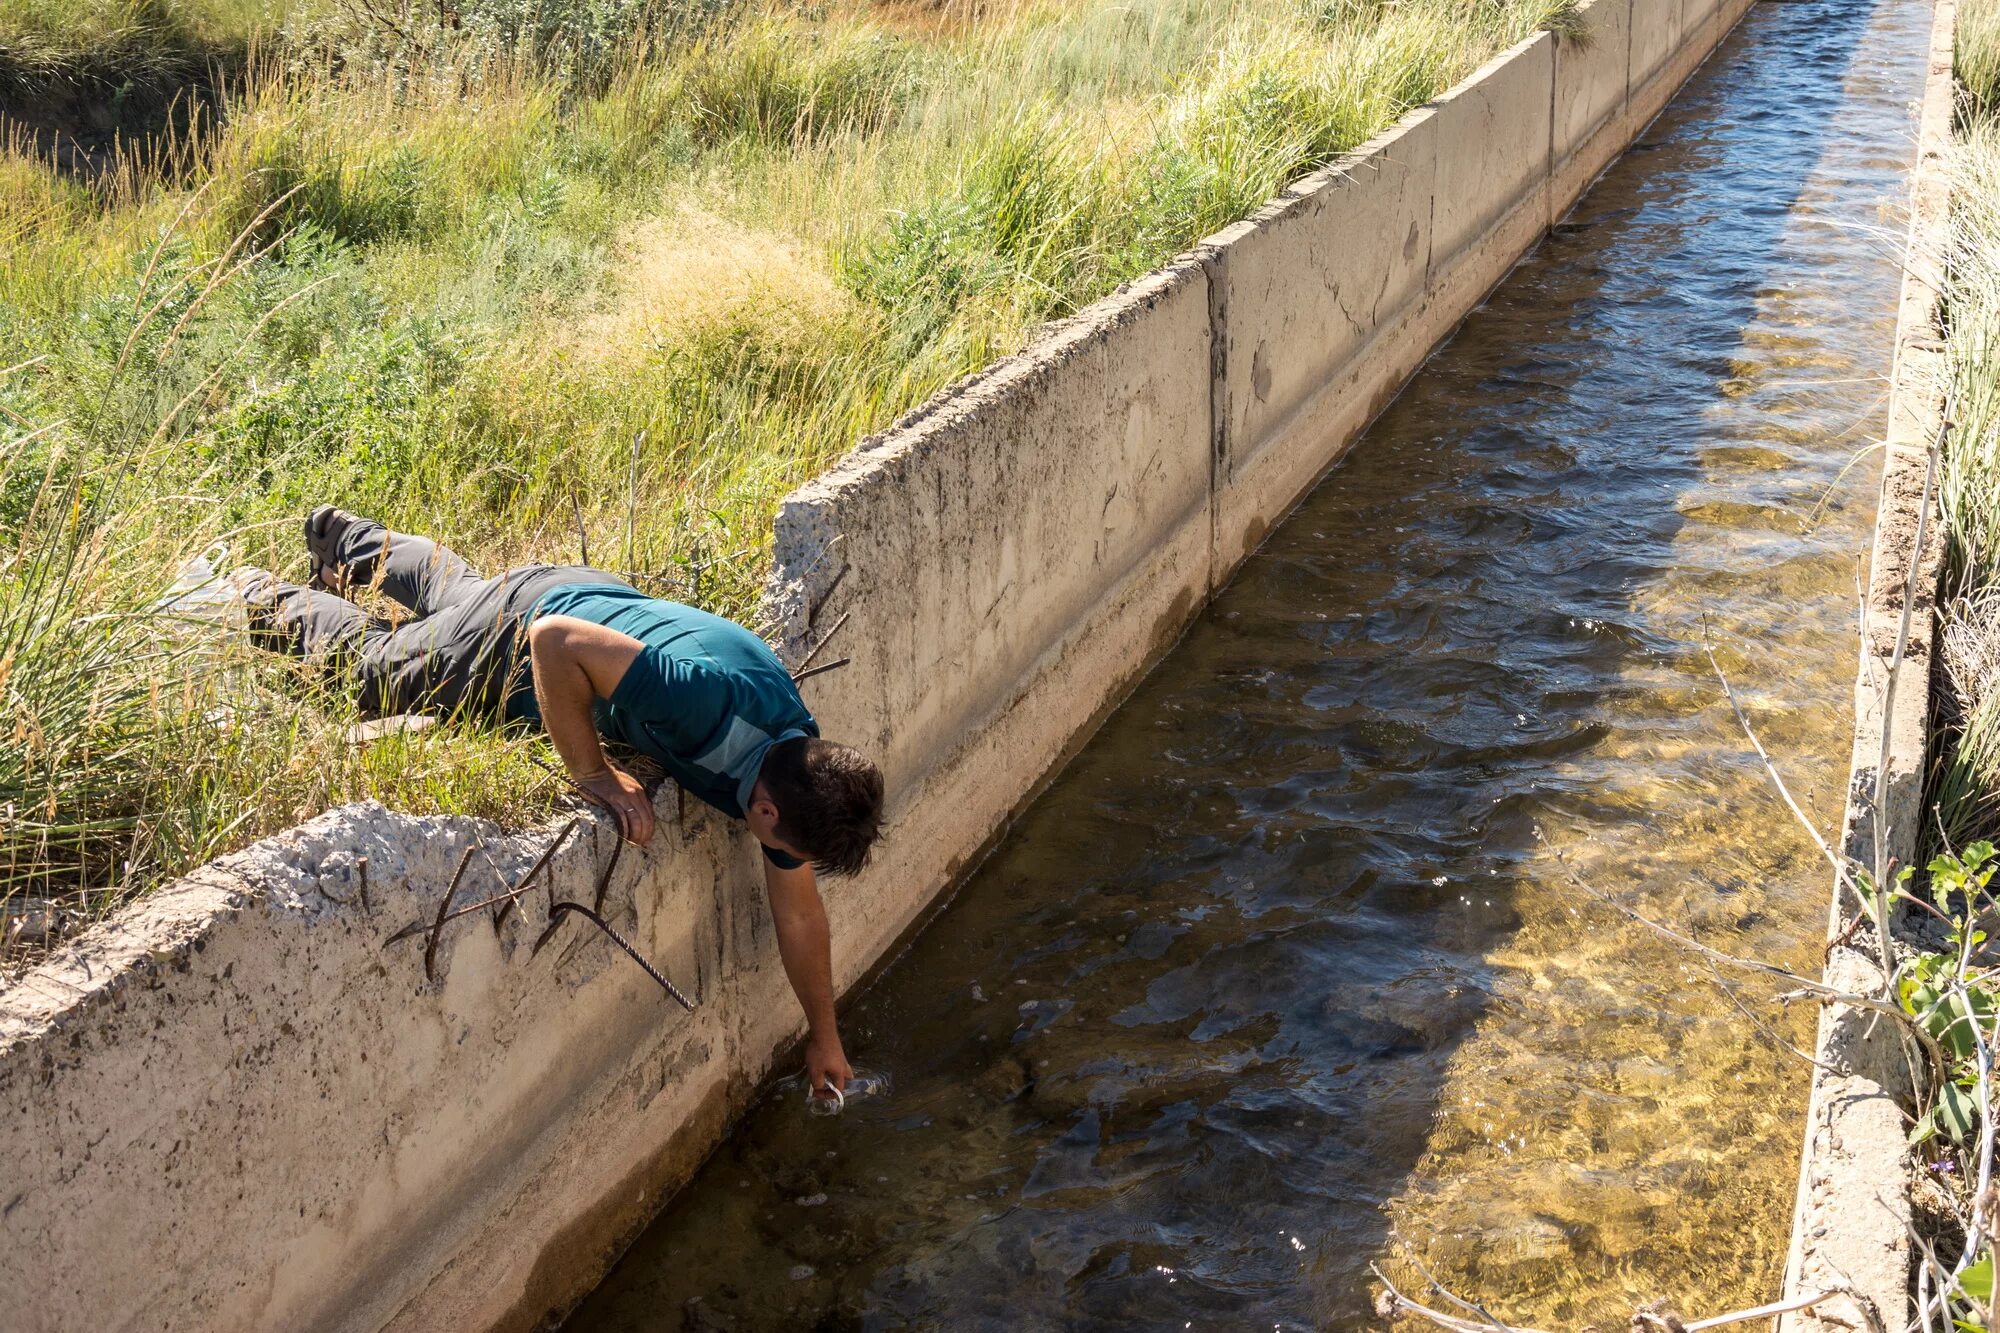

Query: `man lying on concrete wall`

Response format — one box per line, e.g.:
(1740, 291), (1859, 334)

(229, 507), (884, 1098)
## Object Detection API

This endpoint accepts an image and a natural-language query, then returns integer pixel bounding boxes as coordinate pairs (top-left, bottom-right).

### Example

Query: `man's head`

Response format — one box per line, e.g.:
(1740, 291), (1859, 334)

(748, 738), (884, 876)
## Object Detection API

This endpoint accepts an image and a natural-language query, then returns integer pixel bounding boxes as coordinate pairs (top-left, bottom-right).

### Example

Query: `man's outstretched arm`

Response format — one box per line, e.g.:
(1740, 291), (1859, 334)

(527, 614), (655, 845)
(763, 858), (852, 1095)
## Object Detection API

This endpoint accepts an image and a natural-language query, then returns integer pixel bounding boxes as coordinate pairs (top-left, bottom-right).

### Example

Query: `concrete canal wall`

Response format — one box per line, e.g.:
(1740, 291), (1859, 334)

(0, 2), (1760, 1328)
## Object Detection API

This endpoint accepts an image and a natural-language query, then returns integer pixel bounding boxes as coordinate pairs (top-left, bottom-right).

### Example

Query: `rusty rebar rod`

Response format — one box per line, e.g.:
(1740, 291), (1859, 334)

(423, 845), (481, 983)
(381, 820), (580, 949)
(533, 900), (696, 1011)
(591, 831), (623, 916)
(793, 610), (849, 676)
(791, 656), (850, 686)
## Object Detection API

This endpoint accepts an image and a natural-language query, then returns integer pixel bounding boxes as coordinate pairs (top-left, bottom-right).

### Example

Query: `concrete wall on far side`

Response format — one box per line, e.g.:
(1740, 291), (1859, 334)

(0, 4), (1757, 1331)
(1555, 0), (1637, 212)
(1203, 108), (1438, 576)
(1199, 0), (1740, 580)
(1425, 34), (1557, 343)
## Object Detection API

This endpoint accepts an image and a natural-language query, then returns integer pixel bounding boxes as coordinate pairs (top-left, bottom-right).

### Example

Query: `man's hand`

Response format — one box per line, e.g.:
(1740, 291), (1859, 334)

(806, 1029), (853, 1100)
(577, 763), (655, 845)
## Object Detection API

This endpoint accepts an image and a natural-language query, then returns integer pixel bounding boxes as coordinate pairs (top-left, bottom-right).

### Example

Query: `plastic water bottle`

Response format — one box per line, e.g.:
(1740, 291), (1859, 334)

(800, 1068), (892, 1118)
(156, 543), (242, 627)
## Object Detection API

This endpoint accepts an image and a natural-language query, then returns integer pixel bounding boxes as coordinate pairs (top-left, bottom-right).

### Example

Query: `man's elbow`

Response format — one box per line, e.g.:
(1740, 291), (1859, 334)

(527, 616), (581, 675)
(527, 615), (563, 655)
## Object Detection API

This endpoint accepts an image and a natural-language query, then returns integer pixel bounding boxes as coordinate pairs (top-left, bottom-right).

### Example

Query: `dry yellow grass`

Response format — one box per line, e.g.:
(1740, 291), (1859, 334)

(571, 208), (864, 361)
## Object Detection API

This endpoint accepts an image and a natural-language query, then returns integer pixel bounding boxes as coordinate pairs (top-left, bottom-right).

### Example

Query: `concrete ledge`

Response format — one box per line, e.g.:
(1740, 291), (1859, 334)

(0, 801), (750, 1333)
(1776, 0), (1954, 1328)
(0, 3), (1764, 1329)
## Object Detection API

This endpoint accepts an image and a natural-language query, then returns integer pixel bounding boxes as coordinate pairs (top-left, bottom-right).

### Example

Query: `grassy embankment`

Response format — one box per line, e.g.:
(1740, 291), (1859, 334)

(0, 0), (1578, 943)
(1942, 0), (2000, 849)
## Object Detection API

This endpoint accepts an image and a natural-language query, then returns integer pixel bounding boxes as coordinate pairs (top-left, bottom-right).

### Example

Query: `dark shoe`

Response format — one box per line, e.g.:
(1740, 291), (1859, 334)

(304, 505), (360, 591)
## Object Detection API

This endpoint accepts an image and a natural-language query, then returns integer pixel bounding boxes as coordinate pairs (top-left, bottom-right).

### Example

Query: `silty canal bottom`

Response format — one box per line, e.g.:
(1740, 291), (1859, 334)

(569, 0), (1934, 1326)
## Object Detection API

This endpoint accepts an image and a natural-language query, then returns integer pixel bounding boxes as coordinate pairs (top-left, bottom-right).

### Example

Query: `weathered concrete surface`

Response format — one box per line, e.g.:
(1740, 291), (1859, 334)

(1776, 0), (1952, 1327)
(0, 801), (751, 1333)
(0, 5), (1764, 1330)
(1206, 110), (1437, 573)
(1552, 0), (1635, 216)
(1426, 34), (1557, 323)
(1630, 0), (1687, 101)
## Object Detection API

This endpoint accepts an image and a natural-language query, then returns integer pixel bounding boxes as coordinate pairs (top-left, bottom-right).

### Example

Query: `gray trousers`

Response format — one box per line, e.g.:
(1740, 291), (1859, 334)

(246, 518), (622, 721)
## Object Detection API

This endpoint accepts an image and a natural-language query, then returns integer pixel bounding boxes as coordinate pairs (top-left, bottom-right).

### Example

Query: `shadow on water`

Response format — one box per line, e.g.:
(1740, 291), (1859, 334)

(568, 0), (1932, 1327)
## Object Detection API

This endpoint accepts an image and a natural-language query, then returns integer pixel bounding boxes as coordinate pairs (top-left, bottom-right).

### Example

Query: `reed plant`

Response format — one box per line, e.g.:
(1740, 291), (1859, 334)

(1936, 55), (2000, 847)
(1963, 0), (2000, 121)
(2, 0), (1578, 932)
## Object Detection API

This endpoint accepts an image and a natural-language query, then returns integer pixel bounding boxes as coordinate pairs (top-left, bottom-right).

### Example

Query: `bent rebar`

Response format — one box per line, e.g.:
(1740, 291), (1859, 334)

(532, 900), (696, 1012)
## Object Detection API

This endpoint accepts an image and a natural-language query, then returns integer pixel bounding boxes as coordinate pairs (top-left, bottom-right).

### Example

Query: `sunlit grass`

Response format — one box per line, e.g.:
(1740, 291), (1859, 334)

(0, 0), (295, 95)
(1, 0), (1578, 932)
(1932, 1), (2000, 847)
(1963, 0), (2000, 120)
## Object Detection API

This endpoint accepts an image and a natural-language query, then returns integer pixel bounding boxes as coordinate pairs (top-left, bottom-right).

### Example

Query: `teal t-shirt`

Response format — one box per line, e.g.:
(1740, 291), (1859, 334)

(519, 583), (817, 867)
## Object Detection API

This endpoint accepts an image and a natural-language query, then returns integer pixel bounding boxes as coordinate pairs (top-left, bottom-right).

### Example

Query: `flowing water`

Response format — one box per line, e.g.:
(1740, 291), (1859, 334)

(570, 2), (1933, 1326)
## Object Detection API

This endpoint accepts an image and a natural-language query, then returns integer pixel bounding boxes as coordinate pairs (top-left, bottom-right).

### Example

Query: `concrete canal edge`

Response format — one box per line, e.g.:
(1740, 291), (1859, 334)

(1775, 0), (1953, 1328)
(0, 4), (1761, 1330)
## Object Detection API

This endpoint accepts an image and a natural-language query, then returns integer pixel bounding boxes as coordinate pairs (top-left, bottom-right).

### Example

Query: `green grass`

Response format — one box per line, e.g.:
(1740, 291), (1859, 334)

(0, 0), (1577, 936)
(1964, 0), (2000, 121)
(0, 0), (305, 112)
(1931, 0), (2000, 849)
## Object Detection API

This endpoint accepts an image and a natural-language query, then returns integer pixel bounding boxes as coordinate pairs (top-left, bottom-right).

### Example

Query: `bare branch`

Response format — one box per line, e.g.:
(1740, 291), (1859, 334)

(1700, 625), (1859, 908)
(1871, 413), (1945, 981)
(1368, 1262), (1846, 1333)
(1370, 1264), (1551, 1333)
(1699, 954), (1836, 1071)
(1678, 1289), (1849, 1330)
(1539, 829), (1949, 1070)
(1400, 1248), (1523, 1332)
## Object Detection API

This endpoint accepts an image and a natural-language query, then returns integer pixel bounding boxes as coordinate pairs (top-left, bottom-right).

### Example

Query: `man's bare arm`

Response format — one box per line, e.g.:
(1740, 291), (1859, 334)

(763, 858), (852, 1094)
(526, 614), (655, 845)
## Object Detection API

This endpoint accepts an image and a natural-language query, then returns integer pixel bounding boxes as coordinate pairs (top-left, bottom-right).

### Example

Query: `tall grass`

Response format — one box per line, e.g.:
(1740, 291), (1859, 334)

(0, 0), (280, 95)
(1929, 0), (2000, 848)
(1965, 0), (2000, 121)
(1, 0), (1579, 936)
(0, 209), (558, 929)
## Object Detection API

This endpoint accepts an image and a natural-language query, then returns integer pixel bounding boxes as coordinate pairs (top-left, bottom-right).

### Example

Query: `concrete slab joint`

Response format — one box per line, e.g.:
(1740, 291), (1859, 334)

(0, 2), (1769, 1329)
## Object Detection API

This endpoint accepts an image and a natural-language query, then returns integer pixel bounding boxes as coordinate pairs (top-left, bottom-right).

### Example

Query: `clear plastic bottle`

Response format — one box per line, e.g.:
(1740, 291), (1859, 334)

(800, 1068), (891, 1117)
(156, 543), (241, 627)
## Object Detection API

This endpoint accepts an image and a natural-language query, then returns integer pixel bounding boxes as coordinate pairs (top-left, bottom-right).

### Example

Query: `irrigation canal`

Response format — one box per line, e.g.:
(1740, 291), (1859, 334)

(569, 0), (1933, 1325)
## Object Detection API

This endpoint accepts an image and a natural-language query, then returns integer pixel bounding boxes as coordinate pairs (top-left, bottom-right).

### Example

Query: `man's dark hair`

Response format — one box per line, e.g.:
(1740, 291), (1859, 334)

(763, 738), (884, 877)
